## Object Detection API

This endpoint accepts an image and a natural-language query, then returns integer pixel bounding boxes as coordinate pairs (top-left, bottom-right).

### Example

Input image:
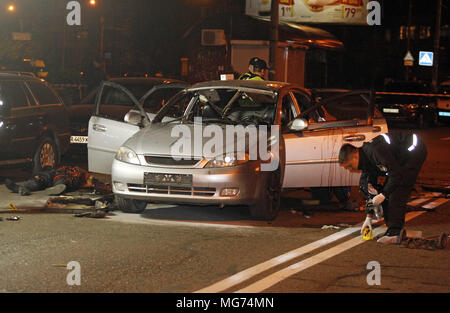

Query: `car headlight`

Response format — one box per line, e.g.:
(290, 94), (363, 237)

(407, 103), (419, 110)
(205, 153), (249, 168)
(115, 146), (140, 165)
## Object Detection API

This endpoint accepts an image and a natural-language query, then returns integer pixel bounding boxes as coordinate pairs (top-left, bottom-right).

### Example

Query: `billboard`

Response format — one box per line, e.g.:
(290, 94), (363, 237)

(246, 0), (370, 25)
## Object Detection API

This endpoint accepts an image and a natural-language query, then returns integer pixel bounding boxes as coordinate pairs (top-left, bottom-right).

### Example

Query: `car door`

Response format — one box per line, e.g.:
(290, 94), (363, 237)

(88, 81), (144, 174)
(88, 82), (187, 174)
(282, 91), (385, 188)
(0, 80), (40, 162)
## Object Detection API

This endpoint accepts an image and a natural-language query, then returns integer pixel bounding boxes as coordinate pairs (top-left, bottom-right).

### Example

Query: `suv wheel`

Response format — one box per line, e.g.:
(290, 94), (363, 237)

(116, 195), (147, 213)
(33, 137), (58, 173)
(249, 167), (281, 221)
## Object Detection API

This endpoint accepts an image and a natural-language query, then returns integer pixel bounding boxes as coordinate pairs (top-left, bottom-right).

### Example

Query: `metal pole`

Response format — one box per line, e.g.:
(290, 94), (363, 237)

(405, 0), (412, 81)
(269, 0), (279, 81)
(432, 0), (442, 92)
(100, 16), (105, 73)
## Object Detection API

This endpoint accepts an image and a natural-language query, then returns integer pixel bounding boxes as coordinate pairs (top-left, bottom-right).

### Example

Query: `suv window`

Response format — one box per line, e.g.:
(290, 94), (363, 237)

(0, 81), (29, 108)
(27, 81), (60, 105)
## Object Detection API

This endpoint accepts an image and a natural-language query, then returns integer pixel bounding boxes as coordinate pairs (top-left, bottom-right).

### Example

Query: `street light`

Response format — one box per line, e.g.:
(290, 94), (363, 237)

(7, 4), (16, 12)
(89, 0), (96, 6)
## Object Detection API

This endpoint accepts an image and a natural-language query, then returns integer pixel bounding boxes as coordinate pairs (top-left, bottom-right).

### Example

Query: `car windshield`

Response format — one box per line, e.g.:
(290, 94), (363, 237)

(155, 88), (277, 125)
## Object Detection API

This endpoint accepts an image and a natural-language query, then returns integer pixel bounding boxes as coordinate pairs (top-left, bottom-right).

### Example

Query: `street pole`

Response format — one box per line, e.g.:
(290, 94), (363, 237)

(100, 16), (105, 73)
(405, 0), (412, 81)
(269, 0), (279, 81)
(432, 0), (442, 92)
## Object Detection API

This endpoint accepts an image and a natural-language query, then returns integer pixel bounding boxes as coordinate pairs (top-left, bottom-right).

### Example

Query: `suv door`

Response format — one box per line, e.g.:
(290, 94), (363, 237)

(88, 82), (187, 174)
(25, 80), (71, 157)
(283, 91), (387, 188)
(0, 80), (40, 162)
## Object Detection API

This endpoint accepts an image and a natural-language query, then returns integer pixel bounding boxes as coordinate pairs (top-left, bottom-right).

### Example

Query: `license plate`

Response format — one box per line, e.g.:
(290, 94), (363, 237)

(144, 173), (192, 187)
(383, 108), (399, 114)
(70, 136), (88, 144)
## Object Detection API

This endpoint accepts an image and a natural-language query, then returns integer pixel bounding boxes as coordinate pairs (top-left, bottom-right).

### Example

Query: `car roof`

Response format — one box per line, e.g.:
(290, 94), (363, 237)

(191, 80), (295, 92)
(109, 77), (186, 85)
(0, 72), (43, 82)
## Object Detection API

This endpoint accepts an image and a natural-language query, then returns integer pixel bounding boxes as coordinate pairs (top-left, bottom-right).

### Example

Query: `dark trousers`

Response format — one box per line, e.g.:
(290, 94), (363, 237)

(22, 168), (56, 192)
(384, 142), (427, 235)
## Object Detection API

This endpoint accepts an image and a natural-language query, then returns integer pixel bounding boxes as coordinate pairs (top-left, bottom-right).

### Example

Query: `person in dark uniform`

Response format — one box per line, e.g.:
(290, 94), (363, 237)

(238, 57), (268, 81)
(338, 132), (427, 244)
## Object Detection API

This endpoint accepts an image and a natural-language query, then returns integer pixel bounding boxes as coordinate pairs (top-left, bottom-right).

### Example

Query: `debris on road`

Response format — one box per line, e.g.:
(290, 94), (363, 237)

(321, 225), (341, 230)
(5, 216), (21, 221)
(399, 229), (449, 250)
(44, 194), (116, 215)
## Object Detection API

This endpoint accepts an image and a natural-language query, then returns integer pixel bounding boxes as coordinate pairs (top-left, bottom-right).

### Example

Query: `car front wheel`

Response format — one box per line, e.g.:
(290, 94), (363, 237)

(249, 167), (281, 221)
(116, 195), (147, 213)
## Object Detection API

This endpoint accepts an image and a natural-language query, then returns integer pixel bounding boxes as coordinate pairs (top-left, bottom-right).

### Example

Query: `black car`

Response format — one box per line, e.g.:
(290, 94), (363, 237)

(67, 77), (188, 154)
(0, 72), (70, 172)
(377, 81), (437, 128)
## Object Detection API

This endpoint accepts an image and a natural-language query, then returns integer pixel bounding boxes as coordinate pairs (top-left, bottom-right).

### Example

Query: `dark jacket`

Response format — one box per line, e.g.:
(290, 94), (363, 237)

(358, 133), (419, 199)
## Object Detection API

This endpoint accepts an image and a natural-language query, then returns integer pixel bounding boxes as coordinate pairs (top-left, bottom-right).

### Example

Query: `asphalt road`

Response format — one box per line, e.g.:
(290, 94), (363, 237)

(0, 126), (449, 296)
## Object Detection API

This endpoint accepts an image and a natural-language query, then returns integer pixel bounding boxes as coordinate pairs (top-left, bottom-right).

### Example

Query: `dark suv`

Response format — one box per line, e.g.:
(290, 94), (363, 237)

(377, 81), (437, 128)
(0, 72), (70, 172)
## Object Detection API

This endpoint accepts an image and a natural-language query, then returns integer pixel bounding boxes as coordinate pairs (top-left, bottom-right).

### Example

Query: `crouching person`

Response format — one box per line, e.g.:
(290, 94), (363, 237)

(338, 132), (427, 244)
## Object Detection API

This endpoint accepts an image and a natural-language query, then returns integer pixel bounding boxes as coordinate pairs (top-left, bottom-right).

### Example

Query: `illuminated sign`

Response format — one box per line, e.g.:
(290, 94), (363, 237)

(246, 0), (371, 25)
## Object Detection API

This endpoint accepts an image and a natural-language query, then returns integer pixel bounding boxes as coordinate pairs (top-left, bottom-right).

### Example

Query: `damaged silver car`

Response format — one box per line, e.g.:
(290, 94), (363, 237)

(88, 80), (388, 220)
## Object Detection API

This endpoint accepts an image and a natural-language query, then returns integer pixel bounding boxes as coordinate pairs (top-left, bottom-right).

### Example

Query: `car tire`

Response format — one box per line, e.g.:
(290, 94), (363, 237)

(311, 187), (332, 203)
(249, 167), (281, 221)
(332, 187), (350, 204)
(116, 195), (147, 213)
(32, 137), (59, 173)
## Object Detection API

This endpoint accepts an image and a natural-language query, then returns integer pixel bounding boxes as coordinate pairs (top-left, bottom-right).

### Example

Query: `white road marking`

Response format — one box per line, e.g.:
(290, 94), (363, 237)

(407, 198), (429, 206)
(235, 211), (425, 293)
(195, 226), (361, 293)
(422, 198), (450, 210)
(106, 212), (257, 229)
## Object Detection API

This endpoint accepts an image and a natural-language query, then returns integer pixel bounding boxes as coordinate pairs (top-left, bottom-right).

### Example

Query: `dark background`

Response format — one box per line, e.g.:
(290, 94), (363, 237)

(0, 0), (448, 89)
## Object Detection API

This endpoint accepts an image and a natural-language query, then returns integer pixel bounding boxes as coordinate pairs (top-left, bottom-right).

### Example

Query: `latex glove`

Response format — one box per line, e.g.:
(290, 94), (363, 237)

(367, 183), (378, 196)
(372, 193), (386, 206)
(361, 216), (373, 235)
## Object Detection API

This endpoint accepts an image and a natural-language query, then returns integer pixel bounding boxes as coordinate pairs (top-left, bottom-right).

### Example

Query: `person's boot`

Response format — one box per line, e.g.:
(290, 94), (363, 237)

(4, 179), (20, 193)
(44, 184), (67, 196)
(18, 186), (31, 196)
(377, 228), (400, 245)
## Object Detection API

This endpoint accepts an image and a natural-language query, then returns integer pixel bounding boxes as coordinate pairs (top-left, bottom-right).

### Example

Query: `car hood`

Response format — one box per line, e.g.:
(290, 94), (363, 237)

(123, 122), (271, 159)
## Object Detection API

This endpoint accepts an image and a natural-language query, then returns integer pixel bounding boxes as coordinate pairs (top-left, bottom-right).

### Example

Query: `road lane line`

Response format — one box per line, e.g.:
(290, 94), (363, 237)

(195, 226), (361, 293)
(407, 198), (429, 206)
(235, 211), (425, 293)
(422, 198), (450, 210)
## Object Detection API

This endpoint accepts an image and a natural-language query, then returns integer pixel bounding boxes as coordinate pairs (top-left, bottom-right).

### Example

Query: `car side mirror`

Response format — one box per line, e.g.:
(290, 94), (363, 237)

(288, 117), (308, 131)
(124, 110), (144, 127)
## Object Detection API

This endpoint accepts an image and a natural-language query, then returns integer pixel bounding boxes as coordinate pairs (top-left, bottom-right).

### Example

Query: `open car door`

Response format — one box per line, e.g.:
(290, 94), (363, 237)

(88, 81), (187, 174)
